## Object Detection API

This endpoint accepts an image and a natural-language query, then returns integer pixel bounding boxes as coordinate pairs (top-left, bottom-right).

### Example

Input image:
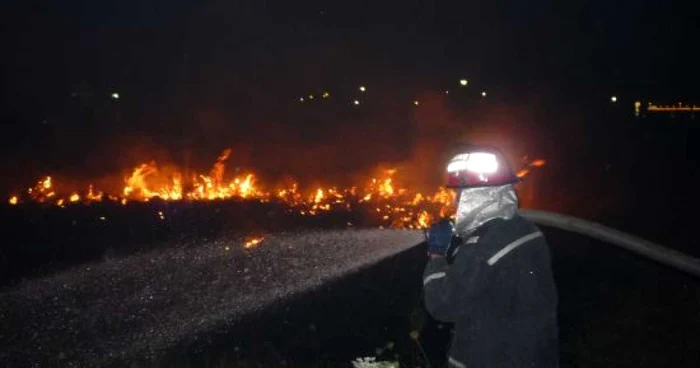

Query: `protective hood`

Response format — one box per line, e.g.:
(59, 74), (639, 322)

(454, 184), (518, 237)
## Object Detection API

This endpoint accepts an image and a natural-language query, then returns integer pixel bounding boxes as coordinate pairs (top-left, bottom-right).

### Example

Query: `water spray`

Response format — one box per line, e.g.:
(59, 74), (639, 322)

(0, 229), (424, 366)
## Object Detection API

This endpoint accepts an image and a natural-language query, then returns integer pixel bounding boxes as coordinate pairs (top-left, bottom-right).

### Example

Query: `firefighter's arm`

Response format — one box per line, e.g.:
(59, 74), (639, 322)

(422, 245), (489, 322)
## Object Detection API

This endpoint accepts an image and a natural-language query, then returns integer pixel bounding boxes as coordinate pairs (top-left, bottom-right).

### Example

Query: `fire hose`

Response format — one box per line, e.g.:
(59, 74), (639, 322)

(518, 209), (700, 278)
(423, 210), (700, 278)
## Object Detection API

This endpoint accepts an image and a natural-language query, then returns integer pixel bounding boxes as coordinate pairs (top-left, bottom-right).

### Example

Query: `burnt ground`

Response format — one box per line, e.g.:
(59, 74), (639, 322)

(1, 202), (699, 367)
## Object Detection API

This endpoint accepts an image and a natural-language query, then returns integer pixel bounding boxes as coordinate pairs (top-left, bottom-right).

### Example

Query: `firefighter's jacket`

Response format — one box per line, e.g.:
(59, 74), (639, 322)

(423, 215), (559, 368)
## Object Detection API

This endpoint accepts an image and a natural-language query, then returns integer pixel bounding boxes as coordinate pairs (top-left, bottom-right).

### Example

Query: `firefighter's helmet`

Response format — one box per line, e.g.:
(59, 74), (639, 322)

(445, 146), (519, 188)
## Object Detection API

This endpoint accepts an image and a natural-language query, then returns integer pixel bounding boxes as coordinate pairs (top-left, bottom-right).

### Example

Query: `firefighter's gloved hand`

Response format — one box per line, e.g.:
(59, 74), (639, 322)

(427, 219), (454, 256)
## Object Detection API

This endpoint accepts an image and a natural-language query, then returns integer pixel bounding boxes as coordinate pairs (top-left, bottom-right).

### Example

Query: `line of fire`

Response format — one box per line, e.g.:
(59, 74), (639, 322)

(5, 149), (546, 229)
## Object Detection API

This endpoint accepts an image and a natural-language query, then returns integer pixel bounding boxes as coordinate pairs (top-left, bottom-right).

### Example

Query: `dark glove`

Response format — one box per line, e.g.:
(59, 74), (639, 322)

(427, 219), (454, 256)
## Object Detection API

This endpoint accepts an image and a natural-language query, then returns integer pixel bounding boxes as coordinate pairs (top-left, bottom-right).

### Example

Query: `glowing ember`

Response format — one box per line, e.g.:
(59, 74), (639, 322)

(6, 150), (547, 229)
(244, 236), (265, 249)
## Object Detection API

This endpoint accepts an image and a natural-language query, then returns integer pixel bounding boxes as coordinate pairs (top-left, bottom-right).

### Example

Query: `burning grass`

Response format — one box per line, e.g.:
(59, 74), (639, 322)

(6, 149), (546, 229)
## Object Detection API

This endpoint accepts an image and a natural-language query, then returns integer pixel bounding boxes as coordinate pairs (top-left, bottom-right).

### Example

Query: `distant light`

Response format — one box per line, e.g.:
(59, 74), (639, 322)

(459, 79), (468, 86)
(9, 196), (18, 205)
(309, 94), (315, 100)
(299, 97), (305, 102)
(413, 100), (420, 106)
(353, 99), (360, 105)
(322, 91), (330, 98)
(111, 92), (120, 100)
(481, 91), (487, 97)
(445, 90), (450, 94)
(359, 86), (366, 92)
(611, 96), (617, 103)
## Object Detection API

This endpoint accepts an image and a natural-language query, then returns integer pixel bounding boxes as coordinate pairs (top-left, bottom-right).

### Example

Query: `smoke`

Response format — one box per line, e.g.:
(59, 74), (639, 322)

(3, 81), (557, 203)
(396, 90), (550, 193)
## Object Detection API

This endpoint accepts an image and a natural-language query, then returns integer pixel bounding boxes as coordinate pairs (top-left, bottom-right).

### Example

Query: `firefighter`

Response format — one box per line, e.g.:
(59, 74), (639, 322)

(423, 147), (559, 368)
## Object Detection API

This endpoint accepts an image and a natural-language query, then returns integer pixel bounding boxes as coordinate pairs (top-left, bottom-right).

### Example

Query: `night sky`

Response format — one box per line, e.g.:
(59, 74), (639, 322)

(2, 0), (699, 190)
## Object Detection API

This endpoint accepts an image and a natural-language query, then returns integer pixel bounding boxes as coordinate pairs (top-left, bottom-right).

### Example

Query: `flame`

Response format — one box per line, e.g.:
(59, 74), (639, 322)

(87, 185), (104, 201)
(417, 211), (431, 228)
(26, 176), (56, 203)
(517, 158), (547, 178)
(124, 162), (158, 198)
(244, 236), (264, 249)
(7, 150), (547, 229)
(313, 188), (324, 203)
(238, 174), (254, 198)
